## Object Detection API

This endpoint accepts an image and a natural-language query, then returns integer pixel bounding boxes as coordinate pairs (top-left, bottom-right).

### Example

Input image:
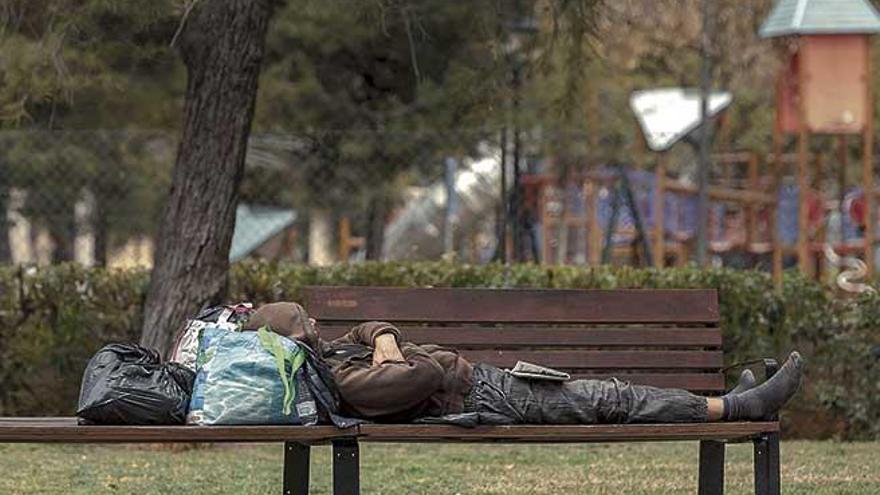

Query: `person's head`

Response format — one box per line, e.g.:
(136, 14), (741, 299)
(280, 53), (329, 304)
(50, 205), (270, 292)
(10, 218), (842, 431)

(243, 302), (320, 347)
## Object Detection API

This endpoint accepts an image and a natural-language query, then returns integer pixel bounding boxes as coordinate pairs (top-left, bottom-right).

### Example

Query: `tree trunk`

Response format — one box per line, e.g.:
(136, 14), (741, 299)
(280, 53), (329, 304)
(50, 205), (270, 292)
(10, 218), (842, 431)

(0, 183), (10, 263)
(140, 0), (275, 356)
(365, 193), (387, 260)
(307, 208), (334, 266)
(49, 210), (76, 264)
(92, 192), (108, 267)
(0, 149), (9, 263)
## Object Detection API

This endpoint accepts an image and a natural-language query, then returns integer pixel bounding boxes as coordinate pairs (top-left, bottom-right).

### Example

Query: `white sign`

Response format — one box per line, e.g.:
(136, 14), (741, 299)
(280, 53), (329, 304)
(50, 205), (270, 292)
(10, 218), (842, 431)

(630, 88), (733, 151)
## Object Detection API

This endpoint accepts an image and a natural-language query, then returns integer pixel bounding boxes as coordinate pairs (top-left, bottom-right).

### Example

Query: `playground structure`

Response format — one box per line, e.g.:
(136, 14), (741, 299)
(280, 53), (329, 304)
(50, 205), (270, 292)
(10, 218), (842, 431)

(528, 148), (880, 285)
(528, 86), (781, 273)
(336, 0), (880, 294)
(526, 0), (880, 290)
(763, 0), (880, 287)
(526, 151), (776, 270)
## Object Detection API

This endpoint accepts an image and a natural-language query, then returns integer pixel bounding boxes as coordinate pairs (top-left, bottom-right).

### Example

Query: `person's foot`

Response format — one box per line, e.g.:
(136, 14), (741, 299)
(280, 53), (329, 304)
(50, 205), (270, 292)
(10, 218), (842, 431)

(723, 352), (804, 421)
(728, 369), (757, 395)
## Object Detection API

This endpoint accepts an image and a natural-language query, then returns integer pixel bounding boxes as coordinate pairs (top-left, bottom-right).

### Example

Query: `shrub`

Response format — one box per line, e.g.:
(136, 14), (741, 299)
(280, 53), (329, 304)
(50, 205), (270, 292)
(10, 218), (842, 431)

(1, 261), (877, 439)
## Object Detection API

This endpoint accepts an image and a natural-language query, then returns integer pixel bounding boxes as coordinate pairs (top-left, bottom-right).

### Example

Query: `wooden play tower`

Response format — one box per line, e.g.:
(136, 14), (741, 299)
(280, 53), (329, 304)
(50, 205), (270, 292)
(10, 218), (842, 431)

(760, 0), (880, 282)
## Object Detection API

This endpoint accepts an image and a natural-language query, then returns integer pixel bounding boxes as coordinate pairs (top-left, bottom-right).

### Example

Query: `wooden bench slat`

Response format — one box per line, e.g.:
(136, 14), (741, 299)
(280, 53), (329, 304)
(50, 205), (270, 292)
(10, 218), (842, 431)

(319, 326), (722, 348)
(456, 350), (723, 369)
(0, 418), (779, 444)
(357, 422), (778, 443)
(304, 287), (720, 324)
(0, 418), (353, 443)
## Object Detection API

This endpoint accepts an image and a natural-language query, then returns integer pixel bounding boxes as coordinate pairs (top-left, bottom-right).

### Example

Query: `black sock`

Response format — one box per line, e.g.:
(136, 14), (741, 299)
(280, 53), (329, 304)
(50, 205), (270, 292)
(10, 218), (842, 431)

(725, 352), (804, 421)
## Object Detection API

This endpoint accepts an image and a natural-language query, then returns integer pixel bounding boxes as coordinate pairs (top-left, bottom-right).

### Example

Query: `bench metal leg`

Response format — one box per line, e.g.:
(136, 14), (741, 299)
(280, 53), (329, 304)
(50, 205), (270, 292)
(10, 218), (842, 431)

(753, 433), (780, 495)
(283, 442), (310, 495)
(332, 439), (360, 495)
(698, 440), (725, 495)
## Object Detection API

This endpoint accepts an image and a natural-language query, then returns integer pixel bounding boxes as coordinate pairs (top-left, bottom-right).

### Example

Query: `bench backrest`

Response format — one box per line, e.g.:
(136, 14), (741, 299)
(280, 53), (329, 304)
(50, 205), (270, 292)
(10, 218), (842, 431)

(302, 287), (723, 394)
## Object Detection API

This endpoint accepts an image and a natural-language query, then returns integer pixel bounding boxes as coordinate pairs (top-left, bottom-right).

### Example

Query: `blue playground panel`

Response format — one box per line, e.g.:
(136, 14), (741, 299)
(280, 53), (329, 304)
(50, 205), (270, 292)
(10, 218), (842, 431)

(535, 168), (870, 259)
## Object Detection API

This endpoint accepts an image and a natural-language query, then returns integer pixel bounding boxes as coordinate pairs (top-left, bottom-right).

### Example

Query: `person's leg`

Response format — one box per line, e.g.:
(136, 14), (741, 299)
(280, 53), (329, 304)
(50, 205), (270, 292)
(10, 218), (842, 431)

(707, 397), (724, 421)
(470, 369), (715, 424)
(505, 365), (755, 423)
(495, 373), (710, 424)
(467, 354), (802, 425)
(514, 375), (778, 424)
(704, 369), (758, 421)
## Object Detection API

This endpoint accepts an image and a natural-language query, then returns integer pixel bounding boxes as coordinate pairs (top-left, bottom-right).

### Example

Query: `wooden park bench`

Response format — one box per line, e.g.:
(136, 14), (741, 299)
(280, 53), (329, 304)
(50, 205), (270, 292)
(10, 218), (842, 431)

(0, 287), (781, 495)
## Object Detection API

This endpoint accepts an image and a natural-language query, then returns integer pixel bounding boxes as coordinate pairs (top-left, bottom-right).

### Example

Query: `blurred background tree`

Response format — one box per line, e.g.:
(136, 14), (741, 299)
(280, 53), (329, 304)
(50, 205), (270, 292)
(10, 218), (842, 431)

(3, 0), (861, 260)
(2, 0), (784, 266)
(250, 0), (508, 259)
(0, 0), (181, 264)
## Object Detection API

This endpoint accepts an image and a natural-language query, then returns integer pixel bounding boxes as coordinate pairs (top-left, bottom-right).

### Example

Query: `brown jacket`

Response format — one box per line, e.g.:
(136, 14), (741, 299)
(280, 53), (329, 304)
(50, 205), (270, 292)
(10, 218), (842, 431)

(244, 303), (474, 422)
(320, 322), (474, 422)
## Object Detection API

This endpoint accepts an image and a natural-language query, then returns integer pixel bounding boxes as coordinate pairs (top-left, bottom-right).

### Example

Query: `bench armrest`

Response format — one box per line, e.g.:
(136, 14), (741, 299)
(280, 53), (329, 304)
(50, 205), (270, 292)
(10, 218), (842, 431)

(762, 358), (780, 421)
(761, 358), (779, 379)
(723, 358), (779, 381)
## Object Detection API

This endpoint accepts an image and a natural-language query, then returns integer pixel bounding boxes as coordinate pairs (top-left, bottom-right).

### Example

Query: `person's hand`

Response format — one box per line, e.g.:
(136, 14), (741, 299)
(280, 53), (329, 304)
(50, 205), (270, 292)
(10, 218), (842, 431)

(372, 333), (405, 366)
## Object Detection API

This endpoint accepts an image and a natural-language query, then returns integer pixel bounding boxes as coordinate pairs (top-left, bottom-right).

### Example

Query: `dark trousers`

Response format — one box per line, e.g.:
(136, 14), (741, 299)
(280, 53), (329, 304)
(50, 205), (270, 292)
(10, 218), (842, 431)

(464, 364), (708, 424)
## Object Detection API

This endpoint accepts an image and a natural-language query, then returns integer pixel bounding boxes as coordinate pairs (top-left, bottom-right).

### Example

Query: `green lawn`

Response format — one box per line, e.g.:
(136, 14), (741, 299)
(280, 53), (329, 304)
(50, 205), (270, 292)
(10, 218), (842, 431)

(1, 441), (877, 494)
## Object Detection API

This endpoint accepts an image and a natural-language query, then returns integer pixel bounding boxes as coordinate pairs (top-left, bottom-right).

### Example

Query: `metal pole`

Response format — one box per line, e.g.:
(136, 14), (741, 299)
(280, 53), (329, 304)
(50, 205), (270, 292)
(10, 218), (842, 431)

(864, 38), (875, 277)
(511, 62), (522, 262)
(654, 155), (667, 267)
(499, 127), (508, 264)
(797, 42), (810, 275)
(443, 156), (458, 257)
(696, 0), (714, 267)
(771, 109), (784, 289)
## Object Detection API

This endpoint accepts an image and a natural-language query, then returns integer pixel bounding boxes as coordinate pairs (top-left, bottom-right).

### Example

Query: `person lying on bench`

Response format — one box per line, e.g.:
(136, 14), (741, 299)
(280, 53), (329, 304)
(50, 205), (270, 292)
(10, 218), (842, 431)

(244, 302), (803, 425)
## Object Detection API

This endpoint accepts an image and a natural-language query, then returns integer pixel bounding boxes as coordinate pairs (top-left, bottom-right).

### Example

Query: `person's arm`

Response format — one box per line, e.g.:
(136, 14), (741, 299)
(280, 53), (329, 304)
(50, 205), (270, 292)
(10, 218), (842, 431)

(334, 342), (444, 419)
(373, 333), (405, 365)
(332, 321), (403, 347)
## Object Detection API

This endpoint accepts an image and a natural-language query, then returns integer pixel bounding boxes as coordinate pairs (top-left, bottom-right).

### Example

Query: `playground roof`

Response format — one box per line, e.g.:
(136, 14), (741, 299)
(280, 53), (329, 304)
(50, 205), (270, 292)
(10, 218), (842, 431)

(229, 204), (297, 261)
(760, 0), (880, 38)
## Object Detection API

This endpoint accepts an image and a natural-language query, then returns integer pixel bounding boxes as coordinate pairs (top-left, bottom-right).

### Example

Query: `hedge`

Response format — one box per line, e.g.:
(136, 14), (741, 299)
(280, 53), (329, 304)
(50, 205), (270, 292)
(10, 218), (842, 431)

(1, 261), (878, 439)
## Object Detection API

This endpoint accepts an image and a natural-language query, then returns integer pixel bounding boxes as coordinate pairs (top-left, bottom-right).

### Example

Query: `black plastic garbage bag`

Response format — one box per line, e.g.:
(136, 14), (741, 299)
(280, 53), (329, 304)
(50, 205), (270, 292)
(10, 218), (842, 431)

(77, 343), (195, 425)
